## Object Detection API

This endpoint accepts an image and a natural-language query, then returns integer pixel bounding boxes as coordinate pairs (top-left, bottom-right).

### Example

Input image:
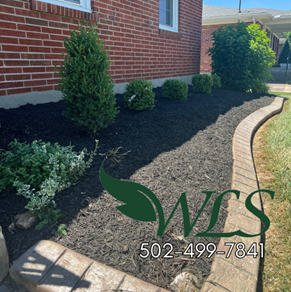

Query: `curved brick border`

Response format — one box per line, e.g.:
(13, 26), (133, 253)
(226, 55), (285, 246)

(200, 96), (284, 292)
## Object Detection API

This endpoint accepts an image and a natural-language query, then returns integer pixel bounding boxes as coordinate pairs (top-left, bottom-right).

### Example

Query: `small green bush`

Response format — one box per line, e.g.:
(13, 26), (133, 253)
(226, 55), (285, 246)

(0, 139), (97, 213)
(211, 74), (221, 89)
(124, 79), (155, 110)
(161, 79), (188, 101)
(56, 23), (119, 137)
(192, 74), (213, 94)
(251, 83), (270, 94)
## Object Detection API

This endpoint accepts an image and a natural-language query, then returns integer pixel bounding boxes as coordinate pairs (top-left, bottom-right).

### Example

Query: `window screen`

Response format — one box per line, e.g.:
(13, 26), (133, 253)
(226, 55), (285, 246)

(159, 0), (173, 27)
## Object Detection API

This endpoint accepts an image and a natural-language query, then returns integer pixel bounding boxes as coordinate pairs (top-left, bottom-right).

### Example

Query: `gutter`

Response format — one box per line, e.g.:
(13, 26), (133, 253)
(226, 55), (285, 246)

(202, 12), (272, 23)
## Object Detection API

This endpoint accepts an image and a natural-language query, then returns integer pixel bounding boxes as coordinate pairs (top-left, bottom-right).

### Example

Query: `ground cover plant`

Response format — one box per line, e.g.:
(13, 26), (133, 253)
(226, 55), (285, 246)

(208, 22), (275, 93)
(56, 23), (119, 137)
(0, 139), (97, 230)
(0, 87), (274, 290)
(253, 92), (291, 292)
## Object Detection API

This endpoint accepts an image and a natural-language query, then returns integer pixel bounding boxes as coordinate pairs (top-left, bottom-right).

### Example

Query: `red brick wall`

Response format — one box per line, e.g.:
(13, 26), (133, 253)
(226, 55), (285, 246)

(0, 0), (202, 96)
(200, 23), (225, 74)
(200, 21), (280, 73)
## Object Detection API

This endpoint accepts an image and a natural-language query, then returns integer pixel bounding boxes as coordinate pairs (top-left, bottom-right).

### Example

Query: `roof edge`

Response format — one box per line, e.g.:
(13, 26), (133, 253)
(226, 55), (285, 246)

(202, 12), (273, 22)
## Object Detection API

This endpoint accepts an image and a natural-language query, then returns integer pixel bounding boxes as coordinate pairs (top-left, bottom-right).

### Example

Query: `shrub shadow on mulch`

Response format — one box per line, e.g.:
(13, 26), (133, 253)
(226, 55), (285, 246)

(0, 86), (275, 290)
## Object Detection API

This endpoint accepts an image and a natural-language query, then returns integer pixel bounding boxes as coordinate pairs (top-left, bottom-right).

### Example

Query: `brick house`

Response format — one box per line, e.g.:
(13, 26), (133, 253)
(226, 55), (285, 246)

(0, 0), (202, 97)
(200, 5), (291, 73)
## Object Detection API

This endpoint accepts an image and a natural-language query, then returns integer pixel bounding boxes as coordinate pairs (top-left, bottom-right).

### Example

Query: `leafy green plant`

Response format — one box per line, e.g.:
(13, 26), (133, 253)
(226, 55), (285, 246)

(55, 224), (67, 236)
(124, 79), (155, 110)
(56, 23), (119, 137)
(208, 22), (275, 92)
(278, 39), (290, 64)
(247, 24), (276, 90)
(0, 139), (98, 213)
(35, 207), (65, 230)
(161, 79), (188, 101)
(252, 83), (270, 94)
(211, 74), (221, 89)
(192, 74), (213, 94)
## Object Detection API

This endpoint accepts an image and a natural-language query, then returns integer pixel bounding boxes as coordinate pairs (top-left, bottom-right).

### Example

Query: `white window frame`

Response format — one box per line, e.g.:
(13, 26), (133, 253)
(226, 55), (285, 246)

(159, 0), (178, 33)
(38, 0), (91, 13)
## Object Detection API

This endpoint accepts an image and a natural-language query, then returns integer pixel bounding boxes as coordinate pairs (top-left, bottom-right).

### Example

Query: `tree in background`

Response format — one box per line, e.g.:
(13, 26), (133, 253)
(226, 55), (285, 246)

(278, 39), (290, 64)
(208, 22), (275, 93)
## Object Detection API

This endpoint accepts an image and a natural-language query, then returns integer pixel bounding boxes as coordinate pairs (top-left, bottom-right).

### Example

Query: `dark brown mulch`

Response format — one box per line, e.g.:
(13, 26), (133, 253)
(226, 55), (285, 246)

(0, 87), (274, 290)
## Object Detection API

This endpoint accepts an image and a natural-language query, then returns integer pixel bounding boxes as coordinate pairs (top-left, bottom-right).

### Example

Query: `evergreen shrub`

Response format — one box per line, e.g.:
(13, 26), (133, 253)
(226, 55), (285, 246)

(56, 23), (119, 137)
(192, 74), (213, 94)
(278, 40), (290, 64)
(162, 79), (188, 101)
(211, 74), (221, 88)
(124, 79), (155, 110)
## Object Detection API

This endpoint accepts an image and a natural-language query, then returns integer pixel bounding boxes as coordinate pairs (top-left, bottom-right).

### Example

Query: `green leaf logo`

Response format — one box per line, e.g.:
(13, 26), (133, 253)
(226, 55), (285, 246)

(99, 162), (157, 222)
(99, 162), (274, 238)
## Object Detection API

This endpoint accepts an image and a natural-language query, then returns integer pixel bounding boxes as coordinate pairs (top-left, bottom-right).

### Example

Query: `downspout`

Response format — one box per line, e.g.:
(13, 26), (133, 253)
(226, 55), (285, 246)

(253, 16), (255, 24)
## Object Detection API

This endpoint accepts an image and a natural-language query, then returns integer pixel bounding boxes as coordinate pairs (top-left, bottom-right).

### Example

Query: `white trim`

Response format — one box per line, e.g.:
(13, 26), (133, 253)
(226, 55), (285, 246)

(202, 13), (272, 26)
(159, 0), (179, 33)
(38, 0), (91, 13)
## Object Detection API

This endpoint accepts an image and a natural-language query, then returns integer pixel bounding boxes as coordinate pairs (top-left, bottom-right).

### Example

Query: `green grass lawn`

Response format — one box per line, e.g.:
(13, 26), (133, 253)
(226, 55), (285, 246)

(256, 91), (291, 291)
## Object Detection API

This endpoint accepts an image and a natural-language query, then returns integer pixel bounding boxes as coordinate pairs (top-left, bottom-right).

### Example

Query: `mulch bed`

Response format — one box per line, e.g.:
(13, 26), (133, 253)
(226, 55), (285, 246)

(0, 87), (274, 290)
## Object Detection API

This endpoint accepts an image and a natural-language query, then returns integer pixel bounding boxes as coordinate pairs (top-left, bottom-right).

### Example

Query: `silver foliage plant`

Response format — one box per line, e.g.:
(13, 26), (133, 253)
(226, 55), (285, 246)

(12, 140), (98, 212)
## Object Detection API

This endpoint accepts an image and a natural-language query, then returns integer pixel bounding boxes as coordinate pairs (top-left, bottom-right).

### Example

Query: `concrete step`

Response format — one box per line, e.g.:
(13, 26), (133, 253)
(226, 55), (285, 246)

(9, 240), (170, 292)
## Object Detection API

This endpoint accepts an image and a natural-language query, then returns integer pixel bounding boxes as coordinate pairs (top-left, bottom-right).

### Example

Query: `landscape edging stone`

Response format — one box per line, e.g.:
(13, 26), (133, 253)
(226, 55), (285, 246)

(200, 96), (284, 292)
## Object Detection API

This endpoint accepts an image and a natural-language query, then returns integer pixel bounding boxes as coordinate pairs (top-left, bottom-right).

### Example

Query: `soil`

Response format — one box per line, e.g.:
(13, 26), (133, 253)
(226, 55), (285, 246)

(0, 86), (275, 290)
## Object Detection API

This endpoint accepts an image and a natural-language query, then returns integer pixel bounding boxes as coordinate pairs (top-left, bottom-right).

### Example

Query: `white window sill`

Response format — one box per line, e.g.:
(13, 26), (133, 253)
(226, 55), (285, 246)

(159, 24), (178, 33)
(38, 0), (92, 13)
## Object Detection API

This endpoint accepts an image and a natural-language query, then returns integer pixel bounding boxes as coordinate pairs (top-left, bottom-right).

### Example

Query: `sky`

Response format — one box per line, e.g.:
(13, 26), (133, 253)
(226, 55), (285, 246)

(203, 0), (291, 11)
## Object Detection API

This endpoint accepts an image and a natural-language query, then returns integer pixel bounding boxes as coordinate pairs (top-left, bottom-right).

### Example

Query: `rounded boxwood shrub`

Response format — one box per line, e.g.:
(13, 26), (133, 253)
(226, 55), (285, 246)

(211, 74), (221, 89)
(192, 74), (213, 94)
(124, 79), (155, 110)
(56, 23), (119, 137)
(162, 79), (188, 101)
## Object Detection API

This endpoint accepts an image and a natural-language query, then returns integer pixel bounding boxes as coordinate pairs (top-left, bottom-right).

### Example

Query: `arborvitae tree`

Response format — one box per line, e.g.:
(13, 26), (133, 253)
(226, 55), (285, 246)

(278, 39), (290, 64)
(56, 23), (119, 137)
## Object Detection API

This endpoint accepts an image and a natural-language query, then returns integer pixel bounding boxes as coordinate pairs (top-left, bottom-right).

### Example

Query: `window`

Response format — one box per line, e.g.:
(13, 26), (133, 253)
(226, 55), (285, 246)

(39, 0), (91, 13)
(159, 0), (178, 32)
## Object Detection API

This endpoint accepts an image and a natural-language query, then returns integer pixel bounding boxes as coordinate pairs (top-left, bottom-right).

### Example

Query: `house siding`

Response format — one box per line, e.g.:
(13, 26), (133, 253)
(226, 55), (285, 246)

(0, 0), (202, 96)
(200, 22), (280, 73)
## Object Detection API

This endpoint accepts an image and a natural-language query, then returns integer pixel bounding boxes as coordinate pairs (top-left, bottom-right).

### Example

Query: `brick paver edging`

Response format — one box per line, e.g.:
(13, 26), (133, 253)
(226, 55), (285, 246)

(9, 240), (171, 292)
(200, 96), (284, 292)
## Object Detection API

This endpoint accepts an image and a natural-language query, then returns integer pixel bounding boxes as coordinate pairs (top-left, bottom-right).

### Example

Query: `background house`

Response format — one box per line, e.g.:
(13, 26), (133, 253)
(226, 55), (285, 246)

(0, 0), (202, 97)
(200, 5), (291, 73)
